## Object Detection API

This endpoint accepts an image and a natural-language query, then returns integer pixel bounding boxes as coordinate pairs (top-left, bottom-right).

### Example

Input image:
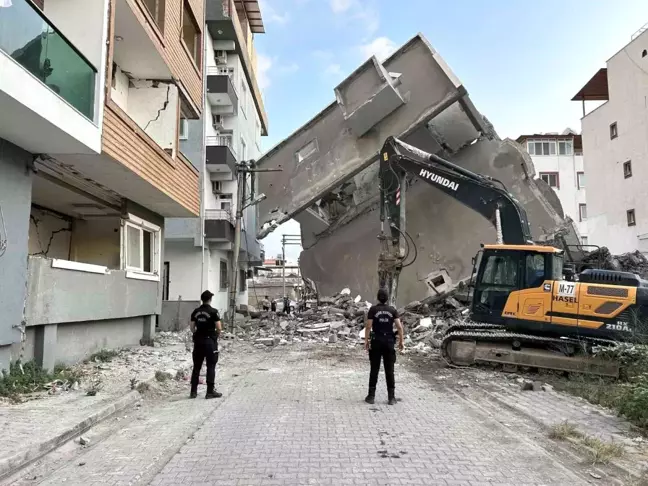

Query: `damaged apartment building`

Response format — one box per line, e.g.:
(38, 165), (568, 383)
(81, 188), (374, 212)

(163, 0), (267, 321)
(0, 0), (203, 371)
(255, 33), (579, 307)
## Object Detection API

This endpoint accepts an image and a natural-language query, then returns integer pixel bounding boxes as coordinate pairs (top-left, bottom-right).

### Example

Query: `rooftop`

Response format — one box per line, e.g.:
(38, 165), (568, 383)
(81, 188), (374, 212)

(571, 68), (609, 102)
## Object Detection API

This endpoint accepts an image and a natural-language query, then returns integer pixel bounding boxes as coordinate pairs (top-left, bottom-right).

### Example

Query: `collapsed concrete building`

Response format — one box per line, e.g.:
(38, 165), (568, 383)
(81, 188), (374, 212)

(255, 34), (578, 306)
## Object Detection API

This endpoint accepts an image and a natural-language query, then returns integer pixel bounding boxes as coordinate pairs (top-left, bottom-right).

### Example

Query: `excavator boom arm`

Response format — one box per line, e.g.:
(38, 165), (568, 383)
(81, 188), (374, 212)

(379, 136), (533, 246)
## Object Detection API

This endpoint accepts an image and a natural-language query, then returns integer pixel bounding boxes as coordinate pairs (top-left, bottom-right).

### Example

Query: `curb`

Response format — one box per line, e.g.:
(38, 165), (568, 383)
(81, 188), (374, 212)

(0, 390), (141, 480)
(474, 386), (644, 481)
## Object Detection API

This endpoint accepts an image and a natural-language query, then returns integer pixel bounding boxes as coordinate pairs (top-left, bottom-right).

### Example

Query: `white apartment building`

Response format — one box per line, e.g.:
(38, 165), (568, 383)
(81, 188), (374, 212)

(517, 131), (588, 243)
(164, 0), (268, 318)
(571, 25), (648, 254)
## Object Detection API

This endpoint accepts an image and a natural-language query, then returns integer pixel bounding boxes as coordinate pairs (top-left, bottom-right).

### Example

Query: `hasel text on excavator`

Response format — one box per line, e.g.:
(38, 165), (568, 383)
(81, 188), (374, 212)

(377, 136), (648, 377)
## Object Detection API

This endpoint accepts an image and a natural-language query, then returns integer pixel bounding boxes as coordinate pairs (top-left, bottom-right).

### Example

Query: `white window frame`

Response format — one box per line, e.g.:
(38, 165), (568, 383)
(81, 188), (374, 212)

(179, 117), (188, 140)
(527, 140), (556, 156)
(121, 214), (161, 281)
(558, 140), (573, 156)
(577, 172), (585, 189)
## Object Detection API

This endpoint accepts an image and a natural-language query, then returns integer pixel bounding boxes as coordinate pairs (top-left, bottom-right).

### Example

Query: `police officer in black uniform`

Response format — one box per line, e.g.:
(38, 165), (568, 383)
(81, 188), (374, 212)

(189, 290), (222, 399)
(364, 288), (404, 405)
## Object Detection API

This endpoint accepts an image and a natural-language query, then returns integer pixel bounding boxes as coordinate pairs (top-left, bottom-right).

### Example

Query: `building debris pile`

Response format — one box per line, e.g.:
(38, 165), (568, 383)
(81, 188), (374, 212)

(581, 247), (648, 278)
(234, 281), (471, 355)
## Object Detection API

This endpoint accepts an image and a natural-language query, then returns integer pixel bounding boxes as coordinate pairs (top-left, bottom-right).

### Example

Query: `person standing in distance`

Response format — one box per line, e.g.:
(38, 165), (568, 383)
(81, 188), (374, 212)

(364, 288), (404, 405)
(189, 290), (222, 399)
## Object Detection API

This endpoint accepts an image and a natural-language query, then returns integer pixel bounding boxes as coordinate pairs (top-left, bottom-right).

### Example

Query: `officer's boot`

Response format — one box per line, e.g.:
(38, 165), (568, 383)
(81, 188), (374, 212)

(387, 388), (396, 405)
(189, 385), (198, 399)
(205, 384), (222, 399)
(364, 387), (376, 404)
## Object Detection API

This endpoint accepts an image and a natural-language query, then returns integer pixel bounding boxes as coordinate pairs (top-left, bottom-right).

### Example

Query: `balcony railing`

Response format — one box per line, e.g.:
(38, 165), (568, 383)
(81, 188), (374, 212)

(205, 208), (234, 223)
(206, 135), (237, 154)
(0, 0), (96, 119)
(207, 65), (235, 78)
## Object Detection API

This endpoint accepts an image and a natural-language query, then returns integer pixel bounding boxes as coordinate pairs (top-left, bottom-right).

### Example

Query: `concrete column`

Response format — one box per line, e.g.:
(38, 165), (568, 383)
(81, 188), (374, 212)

(141, 315), (155, 346)
(34, 324), (58, 373)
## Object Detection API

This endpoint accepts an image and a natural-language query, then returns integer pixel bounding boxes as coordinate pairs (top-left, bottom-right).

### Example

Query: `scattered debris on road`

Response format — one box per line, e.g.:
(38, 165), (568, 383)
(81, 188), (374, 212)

(234, 281), (471, 355)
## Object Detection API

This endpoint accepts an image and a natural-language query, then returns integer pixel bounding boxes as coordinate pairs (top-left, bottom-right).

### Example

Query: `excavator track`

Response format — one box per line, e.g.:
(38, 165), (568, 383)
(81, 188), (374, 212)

(441, 328), (620, 377)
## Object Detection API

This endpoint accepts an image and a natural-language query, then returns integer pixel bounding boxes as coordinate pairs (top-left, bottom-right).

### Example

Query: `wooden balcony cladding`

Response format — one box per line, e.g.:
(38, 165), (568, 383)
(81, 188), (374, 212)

(103, 102), (200, 215)
(120, 0), (204, 115)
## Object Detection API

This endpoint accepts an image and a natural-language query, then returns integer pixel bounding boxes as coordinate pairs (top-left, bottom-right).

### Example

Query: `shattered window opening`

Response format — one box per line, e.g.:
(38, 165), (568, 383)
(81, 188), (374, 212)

(624, 160), (632, 178)
(296, 139), (319, 164)
(610, 122), (618, 140)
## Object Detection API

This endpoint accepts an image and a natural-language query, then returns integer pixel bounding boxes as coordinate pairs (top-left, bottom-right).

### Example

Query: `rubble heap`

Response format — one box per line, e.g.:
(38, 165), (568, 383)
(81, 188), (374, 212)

(582, 247), (648, 278)
(235, 284), (470, 355)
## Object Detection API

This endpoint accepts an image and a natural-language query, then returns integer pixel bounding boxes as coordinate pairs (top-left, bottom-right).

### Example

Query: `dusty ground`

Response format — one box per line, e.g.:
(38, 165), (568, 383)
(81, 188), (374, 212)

(5, 337), (648, 485)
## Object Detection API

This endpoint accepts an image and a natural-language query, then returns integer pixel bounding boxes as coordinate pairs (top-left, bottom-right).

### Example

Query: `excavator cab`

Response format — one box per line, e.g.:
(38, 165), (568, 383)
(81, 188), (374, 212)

(471, 245), (564, 326)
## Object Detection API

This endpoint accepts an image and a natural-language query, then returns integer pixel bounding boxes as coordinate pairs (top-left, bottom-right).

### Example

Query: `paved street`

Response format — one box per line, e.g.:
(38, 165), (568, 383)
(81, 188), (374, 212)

(8, 344), (610, 485)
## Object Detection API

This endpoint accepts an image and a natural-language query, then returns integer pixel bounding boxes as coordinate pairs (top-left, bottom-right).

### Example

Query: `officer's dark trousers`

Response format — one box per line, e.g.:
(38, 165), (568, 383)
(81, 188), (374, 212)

(368, 337), (396, 391)
(191, 337), (218, 392)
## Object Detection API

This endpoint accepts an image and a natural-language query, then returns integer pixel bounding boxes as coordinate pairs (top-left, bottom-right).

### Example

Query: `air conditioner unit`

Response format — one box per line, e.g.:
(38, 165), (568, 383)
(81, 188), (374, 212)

(212, 114), (223, 128)
(212, 181), (222, 194)
(215, 50), (227, 64)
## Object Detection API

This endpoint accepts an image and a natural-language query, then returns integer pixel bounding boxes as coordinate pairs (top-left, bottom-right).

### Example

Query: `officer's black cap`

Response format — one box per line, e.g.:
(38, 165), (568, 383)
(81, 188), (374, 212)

(201, 290), (214, 302)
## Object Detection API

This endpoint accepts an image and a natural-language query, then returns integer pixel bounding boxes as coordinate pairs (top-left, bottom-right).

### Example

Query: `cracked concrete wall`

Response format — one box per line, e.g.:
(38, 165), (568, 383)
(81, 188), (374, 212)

(299, 138), (575, 306)
(28, 207), (72, 260)
(112, 75), (179, 153)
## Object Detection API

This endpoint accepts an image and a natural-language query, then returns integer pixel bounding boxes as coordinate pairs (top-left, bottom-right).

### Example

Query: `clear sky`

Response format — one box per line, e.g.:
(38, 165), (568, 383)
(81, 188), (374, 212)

(254, 0), (648, 261)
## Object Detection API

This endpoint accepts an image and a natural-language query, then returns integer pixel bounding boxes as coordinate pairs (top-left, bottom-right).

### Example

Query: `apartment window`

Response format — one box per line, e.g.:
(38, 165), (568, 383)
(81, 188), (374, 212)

(539, 172), (559, 189)
(181, 1), (201, 66)
(527, 140), (556, 156)
(239, 269), (247, 292)
(558, 140), (573, 156)
(220, 260), (229, 289)
(610, 122), (618, 139)
(123, 215), (160, 277)
(628, 209), (637, 226)
(179, 117), (188, 140)
(296, 139), (319, 164)
(212, 180), (222, 193)
(577, 172), (585, 189)
(579, 204), (587, 222)
(142, 0), (165, 31)
(581, 236), (589, 245)
(624, 160), (633, 178)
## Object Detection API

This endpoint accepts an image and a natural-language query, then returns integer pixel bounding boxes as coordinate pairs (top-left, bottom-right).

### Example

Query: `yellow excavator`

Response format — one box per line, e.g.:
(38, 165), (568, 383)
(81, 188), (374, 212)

(378, 136), (648, 377)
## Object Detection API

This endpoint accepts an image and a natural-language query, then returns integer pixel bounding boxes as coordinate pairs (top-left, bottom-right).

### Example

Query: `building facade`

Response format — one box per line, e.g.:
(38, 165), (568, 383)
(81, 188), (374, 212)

(572, 26), (648, 254)
(516, 131), (588, 242)
(164, 0), (267, 317)
(0, 0), (202, 371)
